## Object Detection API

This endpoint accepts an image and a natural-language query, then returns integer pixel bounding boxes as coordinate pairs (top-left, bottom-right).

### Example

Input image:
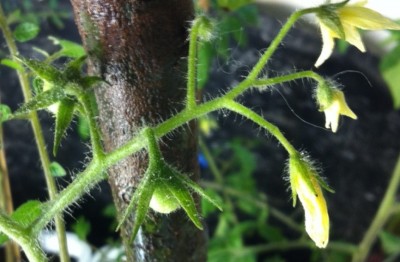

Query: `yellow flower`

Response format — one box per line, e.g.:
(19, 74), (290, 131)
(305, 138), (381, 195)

(315, 1), (400, 67)
(323, 89), (357, 132)
(289, 157), (330, 248)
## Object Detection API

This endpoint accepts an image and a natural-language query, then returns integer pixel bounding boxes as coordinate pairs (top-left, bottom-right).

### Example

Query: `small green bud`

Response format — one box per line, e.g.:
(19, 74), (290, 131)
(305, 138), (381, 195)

(195, 16), (215, 42)
(149, 186), (181, 214)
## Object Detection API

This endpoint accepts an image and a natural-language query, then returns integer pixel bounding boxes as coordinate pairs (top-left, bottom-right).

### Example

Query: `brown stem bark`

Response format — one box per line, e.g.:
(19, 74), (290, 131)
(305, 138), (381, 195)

(70, 1), (205, 261)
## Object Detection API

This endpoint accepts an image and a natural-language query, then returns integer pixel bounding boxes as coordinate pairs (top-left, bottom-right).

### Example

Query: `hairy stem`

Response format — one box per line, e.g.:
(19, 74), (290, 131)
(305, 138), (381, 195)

(0, 5), (70, 261)
(0, 100), (20, 262)
(186, 18), (201, 109)
(0, 212), (46, 262)
(223, 100), (297, 156)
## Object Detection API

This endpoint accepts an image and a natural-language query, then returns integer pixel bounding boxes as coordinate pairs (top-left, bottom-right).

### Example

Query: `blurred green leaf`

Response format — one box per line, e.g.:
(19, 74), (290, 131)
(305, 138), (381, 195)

(50, 161), (67, 177)
(0, 104), (12, 122)
(71, 216), (91, 241)
(0, 201), (42, 245)
(13, 22), (40, 42)
(217, 0), (253, 11)
(379, 231), (400, 255)
(201, 188), (222, 217)
(258, 224), (285, 242)
(6, 9), (21, 25)
(1, 58), (23, 71)
(380, 44), (400, 109)
(49, 36), (85, 58)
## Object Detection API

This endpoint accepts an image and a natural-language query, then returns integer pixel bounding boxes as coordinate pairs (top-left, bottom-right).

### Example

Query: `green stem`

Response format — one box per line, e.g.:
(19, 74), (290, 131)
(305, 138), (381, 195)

(223, 100), (297, 156)
(245, 9), (315, 81)
(79, 93), (104, 159)
(226, 70), (325, 100)
(0, 212), (46, 262)
(144, 128), (162, 161)
(186, 18), (201, 110)
(352, 155), (400, 262)
(0, 5), (70, 262)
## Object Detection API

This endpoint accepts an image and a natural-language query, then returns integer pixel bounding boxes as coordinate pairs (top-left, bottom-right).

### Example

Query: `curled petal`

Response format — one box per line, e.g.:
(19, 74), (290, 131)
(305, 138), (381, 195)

(315, 23), (336, 67)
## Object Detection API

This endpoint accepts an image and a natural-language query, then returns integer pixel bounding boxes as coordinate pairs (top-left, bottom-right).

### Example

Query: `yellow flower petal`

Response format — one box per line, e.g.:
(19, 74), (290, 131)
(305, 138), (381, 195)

(342, 22), (365, 52)
(339, 6), (400, 30)
(324, 90), (357, 133)
(290, 158), (330, 248)
(297, 175), (329, 248)
(315, 23), (336, 67)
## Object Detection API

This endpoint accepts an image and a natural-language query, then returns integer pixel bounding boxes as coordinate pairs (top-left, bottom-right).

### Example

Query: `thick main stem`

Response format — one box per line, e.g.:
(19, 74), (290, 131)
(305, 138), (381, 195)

(70, 1), (203, 260)
(0, 5), (70, 262)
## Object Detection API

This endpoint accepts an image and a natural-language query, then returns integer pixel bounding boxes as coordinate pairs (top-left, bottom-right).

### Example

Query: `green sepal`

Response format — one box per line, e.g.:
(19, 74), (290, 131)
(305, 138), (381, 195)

(16, 56), (63, 83)
(314, 174), (335, 193)
(176, 171), (223, 211)
(80, 76), (104, 89)
(116, 164), (156, 243)
(53, 98), (75, 156)
(162, 177), (203, 230)
(129, 179), (155, 243)
(317, 8), (345, 39)
(14, 88), (66, 116)
(64, 56), (87, 78)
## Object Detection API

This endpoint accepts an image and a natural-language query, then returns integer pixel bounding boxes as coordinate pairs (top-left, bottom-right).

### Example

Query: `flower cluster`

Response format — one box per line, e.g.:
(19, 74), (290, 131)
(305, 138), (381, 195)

(314, 0), (400, 67)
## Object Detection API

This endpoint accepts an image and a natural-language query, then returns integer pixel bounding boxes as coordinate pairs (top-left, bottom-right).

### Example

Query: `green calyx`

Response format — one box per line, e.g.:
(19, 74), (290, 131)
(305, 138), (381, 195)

(117, 128), (222, 242)
(315, 80), (335, 111)
(14, 56), (103, 156)
(316, 0), (350, 39)
(288, 153), (335, 207)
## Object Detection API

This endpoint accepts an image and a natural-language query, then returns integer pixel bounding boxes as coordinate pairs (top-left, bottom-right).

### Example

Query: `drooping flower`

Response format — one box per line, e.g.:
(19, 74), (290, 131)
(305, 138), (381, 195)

(315, 1), (400, 67)
(289, 156), (333, 248)
(322, 89), (357, 132)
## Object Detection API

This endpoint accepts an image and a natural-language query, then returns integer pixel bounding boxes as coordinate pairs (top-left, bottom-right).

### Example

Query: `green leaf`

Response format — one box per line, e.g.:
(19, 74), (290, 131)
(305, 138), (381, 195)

(13, 22), (40, 42)
(14, 88), (66, 116)
(0, 104), (12, 122)
(0, 200), (42, 245)
(163, 178), (203, 230)
(71, 216), (91, 241)
(49, 36), (85, 58)
(16, 57), (63, 83)
(379, 231), (400, 255)
(0, 58), (23, 71)
(50, 161), (67, 177)
(53, 99), (75, 156)
(380, 44), (400, 109)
